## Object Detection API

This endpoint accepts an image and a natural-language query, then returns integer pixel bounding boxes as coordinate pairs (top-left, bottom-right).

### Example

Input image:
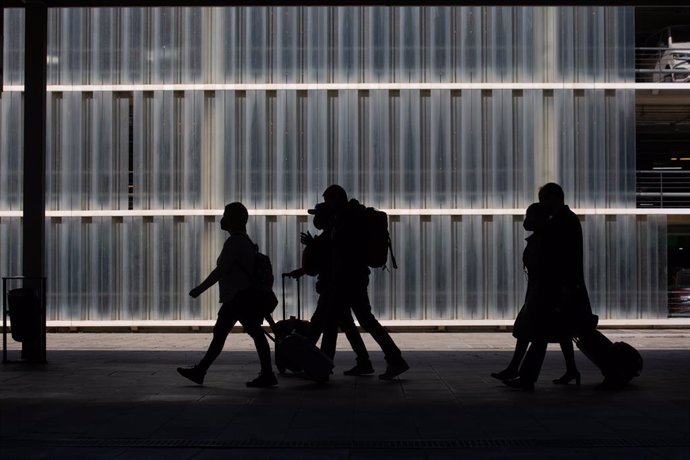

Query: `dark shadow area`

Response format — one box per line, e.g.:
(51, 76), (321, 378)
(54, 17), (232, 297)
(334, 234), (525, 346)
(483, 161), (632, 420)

(2, 349), (689, 459)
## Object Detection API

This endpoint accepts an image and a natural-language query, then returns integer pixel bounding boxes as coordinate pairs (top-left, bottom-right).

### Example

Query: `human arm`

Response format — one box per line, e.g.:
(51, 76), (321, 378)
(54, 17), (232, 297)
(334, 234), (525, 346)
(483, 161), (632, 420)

(190, 238), (234, 298)
(189, 267), (221, 298)
(286, 268), (306, 279)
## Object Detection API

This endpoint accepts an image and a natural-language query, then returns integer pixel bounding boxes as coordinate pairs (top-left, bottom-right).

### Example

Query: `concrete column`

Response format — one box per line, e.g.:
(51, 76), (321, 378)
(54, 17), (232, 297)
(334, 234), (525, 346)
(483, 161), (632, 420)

(22, 1), (47, 362)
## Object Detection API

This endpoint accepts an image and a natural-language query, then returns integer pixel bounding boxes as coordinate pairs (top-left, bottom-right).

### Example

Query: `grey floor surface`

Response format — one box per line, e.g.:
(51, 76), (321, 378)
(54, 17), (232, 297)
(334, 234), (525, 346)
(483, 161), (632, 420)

(1, 331), (689, 460)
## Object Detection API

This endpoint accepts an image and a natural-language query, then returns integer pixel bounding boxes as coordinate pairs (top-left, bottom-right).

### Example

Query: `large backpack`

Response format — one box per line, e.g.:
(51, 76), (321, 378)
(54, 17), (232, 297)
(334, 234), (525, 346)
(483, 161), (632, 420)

(251, 250), (275, 290)
(237, 235), (278, 314)
(362, 206), (398, 270)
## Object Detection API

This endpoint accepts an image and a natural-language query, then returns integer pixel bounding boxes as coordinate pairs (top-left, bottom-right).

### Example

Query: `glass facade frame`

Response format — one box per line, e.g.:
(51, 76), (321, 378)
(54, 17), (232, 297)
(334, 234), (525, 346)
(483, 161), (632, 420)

(0, 6), (670, 322)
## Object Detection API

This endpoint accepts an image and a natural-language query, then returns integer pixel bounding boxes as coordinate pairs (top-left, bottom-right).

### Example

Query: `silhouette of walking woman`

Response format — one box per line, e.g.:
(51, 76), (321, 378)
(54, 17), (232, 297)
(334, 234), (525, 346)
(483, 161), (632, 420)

(177, 202), (277, 388)
(491, 202), (545, 381)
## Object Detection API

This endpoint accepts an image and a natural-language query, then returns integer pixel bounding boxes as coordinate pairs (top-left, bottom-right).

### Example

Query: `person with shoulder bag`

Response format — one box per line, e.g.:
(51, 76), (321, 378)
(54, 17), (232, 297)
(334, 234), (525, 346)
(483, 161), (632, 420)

(177, 202), (278, 388)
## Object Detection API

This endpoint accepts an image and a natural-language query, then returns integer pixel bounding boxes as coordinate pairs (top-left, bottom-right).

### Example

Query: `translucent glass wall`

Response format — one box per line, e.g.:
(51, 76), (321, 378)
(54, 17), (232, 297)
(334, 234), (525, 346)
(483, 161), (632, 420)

(0, 6), (668, 321)
(37, 7), (634, 86)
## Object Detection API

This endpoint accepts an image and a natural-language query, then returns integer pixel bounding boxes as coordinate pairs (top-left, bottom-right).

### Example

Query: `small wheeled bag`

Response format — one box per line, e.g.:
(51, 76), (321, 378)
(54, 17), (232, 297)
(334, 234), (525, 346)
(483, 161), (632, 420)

(264, 274), (333, 382)
(574, 319), (643, 386)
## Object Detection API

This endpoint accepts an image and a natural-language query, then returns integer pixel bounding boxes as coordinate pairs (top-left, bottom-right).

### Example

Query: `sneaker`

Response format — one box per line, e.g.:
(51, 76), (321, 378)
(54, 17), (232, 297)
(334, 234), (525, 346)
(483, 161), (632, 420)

(246, 372), (278, 388)
(343, 360), (375, 376)
(378, 359), (410, 380)
(177, 365), (205, 385)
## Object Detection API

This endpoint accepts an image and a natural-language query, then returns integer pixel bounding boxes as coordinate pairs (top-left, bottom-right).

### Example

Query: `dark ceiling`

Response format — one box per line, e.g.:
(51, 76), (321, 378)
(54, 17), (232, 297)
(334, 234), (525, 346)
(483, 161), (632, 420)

(636, 6), (690, 42)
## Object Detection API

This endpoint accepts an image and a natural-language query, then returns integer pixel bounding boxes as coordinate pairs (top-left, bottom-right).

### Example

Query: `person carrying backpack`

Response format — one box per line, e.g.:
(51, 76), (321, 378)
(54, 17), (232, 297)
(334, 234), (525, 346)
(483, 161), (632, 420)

(322, 185), (409, 380)
(177, 202), (278, 388)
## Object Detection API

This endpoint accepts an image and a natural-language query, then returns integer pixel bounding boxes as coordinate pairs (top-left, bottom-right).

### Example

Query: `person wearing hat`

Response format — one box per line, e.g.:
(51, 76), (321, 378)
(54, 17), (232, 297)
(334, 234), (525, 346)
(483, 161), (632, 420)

(288, 202), (374, 376)
(177, 202), (277, 388)
(321, 185), (409, 380)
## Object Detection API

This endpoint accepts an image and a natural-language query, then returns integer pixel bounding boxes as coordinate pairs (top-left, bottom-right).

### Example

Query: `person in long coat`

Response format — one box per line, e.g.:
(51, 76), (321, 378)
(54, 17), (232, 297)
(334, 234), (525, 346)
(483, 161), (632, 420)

(492, 202), (584, 382)
(504, 183), (594, 391)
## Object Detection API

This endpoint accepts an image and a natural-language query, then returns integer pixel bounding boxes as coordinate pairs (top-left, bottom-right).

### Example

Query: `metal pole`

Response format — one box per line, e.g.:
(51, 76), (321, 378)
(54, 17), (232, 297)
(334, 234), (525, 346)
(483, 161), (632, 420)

(3, 278), (7, 363)
(23, 1), (48, 362)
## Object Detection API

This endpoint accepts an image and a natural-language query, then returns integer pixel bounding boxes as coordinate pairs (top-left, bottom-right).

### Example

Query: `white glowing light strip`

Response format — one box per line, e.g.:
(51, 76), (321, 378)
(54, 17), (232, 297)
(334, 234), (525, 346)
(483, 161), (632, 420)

(39, 209), (306, 217)
(4, 82), (690, 92)
(40, 318), (690, 328)
(0, 211), (23, 217)
(1, 208), (690, 218)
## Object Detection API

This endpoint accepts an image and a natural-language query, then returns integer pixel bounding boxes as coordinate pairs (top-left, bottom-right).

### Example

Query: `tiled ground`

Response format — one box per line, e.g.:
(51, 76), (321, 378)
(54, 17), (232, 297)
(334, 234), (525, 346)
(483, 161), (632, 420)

(1, 331), (689, 459)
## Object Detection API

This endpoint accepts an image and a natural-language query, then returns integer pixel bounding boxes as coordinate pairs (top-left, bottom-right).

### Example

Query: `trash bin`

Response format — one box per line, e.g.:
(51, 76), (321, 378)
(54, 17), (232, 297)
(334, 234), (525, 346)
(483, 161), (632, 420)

(8, 288), (41, 343)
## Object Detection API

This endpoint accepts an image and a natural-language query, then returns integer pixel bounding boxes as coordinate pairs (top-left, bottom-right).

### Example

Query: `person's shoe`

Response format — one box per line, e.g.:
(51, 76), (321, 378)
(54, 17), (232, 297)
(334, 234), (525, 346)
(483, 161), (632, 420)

(177, 365), (205, 385)
(553, 370), (581, 386)
(491, 368), (519, 381)
(344, 360), (375, 376)
(503, 377), (535, 392)
(246, 372), (278, 388)
(379, 359), (410, 380)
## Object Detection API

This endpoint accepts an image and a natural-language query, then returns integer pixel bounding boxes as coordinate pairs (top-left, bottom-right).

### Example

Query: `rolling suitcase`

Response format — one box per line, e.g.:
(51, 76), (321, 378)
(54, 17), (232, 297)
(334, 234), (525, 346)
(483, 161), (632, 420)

(574, 327), (643, 386)
(272, 329), (334, 383)
(264, 274), (333, 382)
(273, 273), (310, 374)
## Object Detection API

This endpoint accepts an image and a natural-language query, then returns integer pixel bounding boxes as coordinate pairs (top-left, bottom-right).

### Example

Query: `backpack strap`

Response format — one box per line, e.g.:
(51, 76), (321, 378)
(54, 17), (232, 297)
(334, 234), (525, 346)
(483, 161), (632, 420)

(232, 233), (258, 279)
(388, 238), (398, 270)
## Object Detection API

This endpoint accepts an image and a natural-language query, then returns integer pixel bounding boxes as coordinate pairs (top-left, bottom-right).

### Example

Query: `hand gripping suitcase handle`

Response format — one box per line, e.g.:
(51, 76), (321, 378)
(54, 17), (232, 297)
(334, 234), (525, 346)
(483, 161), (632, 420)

(281, 273), (301, 320)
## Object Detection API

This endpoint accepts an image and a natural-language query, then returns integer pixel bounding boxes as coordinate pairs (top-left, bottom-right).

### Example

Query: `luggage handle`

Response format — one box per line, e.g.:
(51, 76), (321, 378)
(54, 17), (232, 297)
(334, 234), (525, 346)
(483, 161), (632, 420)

(281, 273), (301, 320)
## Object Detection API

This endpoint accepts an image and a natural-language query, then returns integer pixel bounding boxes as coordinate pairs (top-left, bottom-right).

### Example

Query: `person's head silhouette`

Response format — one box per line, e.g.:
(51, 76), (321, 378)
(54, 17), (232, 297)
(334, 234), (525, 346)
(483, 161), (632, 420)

(523, 202), (545, 232)
(538, 183), (565, 216)
(322, 184), (348, 213)
(308, 202), (334, 231)
(221, 202), (248, 232)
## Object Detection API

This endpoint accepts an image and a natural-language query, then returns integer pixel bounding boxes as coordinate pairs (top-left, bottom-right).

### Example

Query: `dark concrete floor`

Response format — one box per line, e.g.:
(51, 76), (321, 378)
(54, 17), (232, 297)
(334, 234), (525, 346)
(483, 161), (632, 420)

(1, 332), (689, 459)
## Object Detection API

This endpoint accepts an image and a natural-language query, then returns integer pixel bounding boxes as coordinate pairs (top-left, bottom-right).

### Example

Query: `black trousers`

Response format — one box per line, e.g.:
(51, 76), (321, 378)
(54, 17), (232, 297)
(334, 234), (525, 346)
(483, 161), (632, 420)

(313, 292), (370, 362)
(198, 298), (272, 374)
(328, 283), (402, 364)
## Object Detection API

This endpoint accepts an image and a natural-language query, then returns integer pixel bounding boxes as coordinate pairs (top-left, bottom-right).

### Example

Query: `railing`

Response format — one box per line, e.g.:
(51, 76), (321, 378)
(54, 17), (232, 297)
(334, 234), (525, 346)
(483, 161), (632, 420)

(635, 47), (690, 83)
(637, 170), (690, 208)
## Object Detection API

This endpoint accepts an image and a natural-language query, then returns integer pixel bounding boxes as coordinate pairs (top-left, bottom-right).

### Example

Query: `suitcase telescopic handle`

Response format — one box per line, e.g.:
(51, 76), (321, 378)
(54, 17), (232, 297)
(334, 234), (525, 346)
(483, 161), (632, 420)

(281, 274), (287, 320)
(297, 275), (301, 319)
(281, 272), (301, 320)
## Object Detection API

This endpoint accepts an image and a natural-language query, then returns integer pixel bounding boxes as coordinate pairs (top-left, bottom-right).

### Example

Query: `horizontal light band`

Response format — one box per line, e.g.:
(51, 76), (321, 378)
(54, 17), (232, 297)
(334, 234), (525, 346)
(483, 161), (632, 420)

(3, 82), (690, 92)
(36, 318), (690, 328)
(1, 208), (689, 218)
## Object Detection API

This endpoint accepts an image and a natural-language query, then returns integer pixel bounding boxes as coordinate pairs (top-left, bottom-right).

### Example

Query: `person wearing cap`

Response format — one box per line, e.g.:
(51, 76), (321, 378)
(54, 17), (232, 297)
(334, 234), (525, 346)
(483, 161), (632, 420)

(177, 202), (278, 388)
(322, 185), (409, 380)
(288, 202), (374, 376)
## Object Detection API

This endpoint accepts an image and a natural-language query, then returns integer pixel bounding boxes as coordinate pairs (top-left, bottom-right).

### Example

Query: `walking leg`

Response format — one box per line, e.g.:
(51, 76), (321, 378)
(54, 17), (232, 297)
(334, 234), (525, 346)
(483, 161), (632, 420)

(198, 312), (236, 372)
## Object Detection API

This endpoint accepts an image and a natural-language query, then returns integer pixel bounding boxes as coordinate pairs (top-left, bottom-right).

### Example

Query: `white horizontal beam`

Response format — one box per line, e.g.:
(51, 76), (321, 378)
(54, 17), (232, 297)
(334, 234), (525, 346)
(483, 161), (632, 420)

(40, 318), (690, 328)
(1, 208), (689, 218)
(3, 82), (690, 92)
